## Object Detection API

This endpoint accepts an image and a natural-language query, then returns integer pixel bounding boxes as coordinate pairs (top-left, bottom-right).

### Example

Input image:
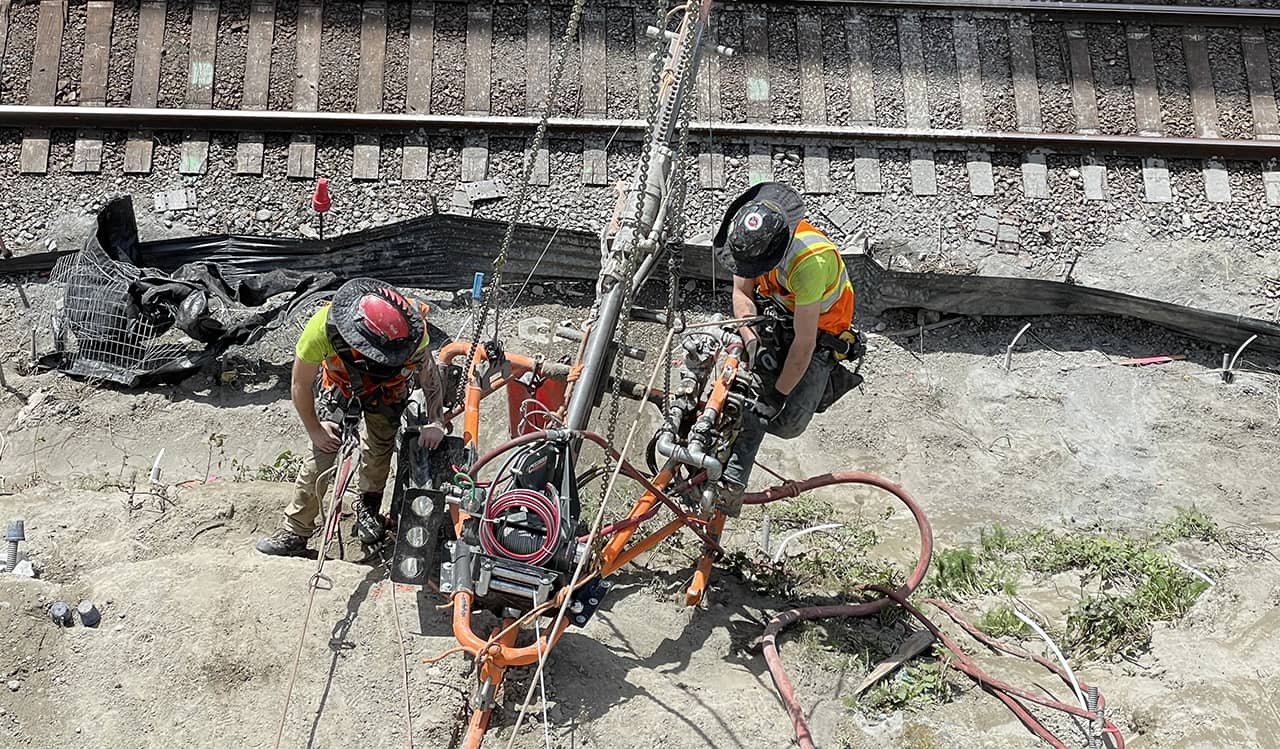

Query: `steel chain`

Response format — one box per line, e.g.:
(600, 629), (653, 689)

(597, 0), (673, 482)
(451, 0), (590, 407)
(663, 61), (696, 409)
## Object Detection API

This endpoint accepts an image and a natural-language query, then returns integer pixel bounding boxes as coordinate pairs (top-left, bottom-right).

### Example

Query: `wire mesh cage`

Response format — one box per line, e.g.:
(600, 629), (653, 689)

(40, 245), (197, 386)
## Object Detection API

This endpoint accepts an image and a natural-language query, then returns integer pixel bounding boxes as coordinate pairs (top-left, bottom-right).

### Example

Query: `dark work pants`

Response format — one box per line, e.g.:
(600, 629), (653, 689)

(722, 347), (836, 492)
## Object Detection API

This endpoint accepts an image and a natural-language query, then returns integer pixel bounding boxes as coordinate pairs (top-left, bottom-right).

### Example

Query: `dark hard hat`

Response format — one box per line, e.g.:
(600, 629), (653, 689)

(712, 182), (805, 278)
(326, 278), (425, 371)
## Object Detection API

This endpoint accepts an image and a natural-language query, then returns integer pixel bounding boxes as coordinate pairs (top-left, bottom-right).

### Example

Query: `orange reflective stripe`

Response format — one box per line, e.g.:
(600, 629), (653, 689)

(817, 285), (855, 334)
(756, 222), (854, 331)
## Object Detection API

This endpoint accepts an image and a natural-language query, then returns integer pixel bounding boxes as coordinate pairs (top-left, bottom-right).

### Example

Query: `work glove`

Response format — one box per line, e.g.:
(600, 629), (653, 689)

(743, 337), (761, 369)
(751, 385), (786, 421)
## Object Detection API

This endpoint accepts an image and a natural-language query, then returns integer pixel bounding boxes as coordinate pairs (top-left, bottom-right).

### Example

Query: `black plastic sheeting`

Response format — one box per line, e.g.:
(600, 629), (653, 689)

(5, 194), (1278, 373)
(37, 198), (341, 386)
(845, 248), (1280, 357)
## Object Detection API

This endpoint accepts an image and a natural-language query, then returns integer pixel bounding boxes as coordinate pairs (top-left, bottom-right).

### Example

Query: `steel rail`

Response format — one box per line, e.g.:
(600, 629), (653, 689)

(5, 105), (1280, 159)
(747, 0), (1280, 24)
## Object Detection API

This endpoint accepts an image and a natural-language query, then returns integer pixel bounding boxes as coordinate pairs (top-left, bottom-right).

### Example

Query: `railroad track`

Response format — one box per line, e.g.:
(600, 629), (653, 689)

(5, 0), (1280, 207)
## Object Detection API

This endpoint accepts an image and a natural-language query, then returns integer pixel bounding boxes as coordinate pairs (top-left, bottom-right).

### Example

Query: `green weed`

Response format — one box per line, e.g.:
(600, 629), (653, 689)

(979, 523), (1013, 554)
(977, 605), (1027, 639)
(855, 659), (957, 712)
(926, 546), (1017, 600)
(767, 494), (837, 528)
(231, 450), (305, 483)
(1157, 505), (1221, 544)
(936, 525), (1212, 660)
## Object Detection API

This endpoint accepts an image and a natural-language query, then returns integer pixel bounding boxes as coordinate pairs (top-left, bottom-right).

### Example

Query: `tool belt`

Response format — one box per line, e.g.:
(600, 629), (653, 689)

(756, 300), (865, 364)
(818, 329), (866, 362)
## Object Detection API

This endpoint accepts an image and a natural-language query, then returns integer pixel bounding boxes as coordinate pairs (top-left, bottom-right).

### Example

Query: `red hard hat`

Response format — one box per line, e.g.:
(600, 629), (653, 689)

(326, 278), (424, 371)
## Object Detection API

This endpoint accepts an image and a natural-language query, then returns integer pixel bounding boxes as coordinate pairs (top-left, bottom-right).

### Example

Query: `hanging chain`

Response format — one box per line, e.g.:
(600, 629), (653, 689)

(663, 67), (696, 410)
(596, 0), (674, 478)
(451, 0), (590, 407)
(600, 0), (701, 508)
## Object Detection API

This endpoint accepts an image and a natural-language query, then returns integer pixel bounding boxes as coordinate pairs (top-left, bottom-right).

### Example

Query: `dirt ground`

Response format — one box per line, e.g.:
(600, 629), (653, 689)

(1, 213), (1279, 749)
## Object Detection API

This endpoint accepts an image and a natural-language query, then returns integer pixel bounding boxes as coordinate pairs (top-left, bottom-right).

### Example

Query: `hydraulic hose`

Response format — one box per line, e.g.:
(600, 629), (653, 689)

(743, 472), (1125, 749)
(742, 472), (934, 749)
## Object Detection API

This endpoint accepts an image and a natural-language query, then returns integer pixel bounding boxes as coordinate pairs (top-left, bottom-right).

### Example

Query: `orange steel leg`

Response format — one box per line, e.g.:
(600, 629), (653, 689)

(601, 516), (685, 577)
(462, 620), (520, 749)
(685, 512), (726, 606)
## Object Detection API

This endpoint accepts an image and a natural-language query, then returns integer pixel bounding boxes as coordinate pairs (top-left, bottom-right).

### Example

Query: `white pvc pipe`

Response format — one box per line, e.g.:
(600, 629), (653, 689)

(772, 523), (843, 564)
(1014, 610), (1087, 712)
(1173, 559), (1215, 587)
(149, 448), (165, 484)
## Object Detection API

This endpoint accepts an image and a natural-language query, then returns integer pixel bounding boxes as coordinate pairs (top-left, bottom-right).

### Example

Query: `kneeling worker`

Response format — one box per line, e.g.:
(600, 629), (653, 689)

(713, 182), (860, 513)
(256, 278), (448, 556)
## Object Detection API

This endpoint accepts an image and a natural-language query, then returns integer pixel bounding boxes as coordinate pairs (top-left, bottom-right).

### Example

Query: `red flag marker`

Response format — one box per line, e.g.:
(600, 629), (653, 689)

(311, 178), (331, 239)
(311, 177), (331, 214)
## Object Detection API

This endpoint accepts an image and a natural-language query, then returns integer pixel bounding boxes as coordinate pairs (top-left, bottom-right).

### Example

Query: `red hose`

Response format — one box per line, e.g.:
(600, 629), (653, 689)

(743, 472), (1125, 749)
(744, 472), (933, 749)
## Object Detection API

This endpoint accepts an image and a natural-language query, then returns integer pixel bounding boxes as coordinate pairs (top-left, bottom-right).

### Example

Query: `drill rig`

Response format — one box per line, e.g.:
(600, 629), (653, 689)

(388, 1), (757, 744)
(380, 3), (1129, 748)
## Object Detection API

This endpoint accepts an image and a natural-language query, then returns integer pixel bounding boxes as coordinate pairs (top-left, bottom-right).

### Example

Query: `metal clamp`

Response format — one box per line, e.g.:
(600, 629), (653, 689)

(567, 577), (614, 627)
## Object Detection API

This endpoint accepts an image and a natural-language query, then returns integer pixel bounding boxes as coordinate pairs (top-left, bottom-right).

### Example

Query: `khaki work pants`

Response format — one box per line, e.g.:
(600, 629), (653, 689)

(283, 410), (400, 536)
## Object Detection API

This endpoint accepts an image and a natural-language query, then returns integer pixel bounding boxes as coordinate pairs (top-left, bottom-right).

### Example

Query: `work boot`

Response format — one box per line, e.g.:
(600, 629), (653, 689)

(353, 494), (388, 544)
(255, 528), (309, 557)
(717, 479), (747, 518)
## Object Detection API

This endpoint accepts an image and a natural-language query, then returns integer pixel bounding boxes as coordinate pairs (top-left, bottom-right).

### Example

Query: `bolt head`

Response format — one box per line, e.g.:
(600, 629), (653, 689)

(588, 597), (599, 606)
(574, 616), (586, 624)
(5, 519), (24, 543)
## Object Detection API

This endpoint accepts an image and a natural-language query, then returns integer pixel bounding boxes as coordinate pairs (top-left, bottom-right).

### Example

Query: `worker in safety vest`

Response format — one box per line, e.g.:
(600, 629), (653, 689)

(713, 182), (862, 514)
(255, 278), (449, 556)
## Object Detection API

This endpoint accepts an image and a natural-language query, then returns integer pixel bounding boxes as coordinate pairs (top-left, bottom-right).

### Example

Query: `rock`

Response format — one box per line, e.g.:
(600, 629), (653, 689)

(298, 223), (320, 240)
(9, 560), (35, 578)
(1067, 168), (1081, 179)
(255, 209), (274, 222)
(874, 321), (887, 332)
(12, 390), (49, 431)
(6, 681), (18, 692)
(517, 316), (554, 345)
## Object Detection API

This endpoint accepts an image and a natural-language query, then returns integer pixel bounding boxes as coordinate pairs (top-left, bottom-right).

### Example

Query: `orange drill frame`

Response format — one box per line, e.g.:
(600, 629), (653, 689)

(434, 340), (737, 746)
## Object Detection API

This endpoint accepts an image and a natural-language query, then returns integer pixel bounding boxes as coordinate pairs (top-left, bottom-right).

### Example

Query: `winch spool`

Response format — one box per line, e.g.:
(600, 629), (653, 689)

(478, 487), (563, 566)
